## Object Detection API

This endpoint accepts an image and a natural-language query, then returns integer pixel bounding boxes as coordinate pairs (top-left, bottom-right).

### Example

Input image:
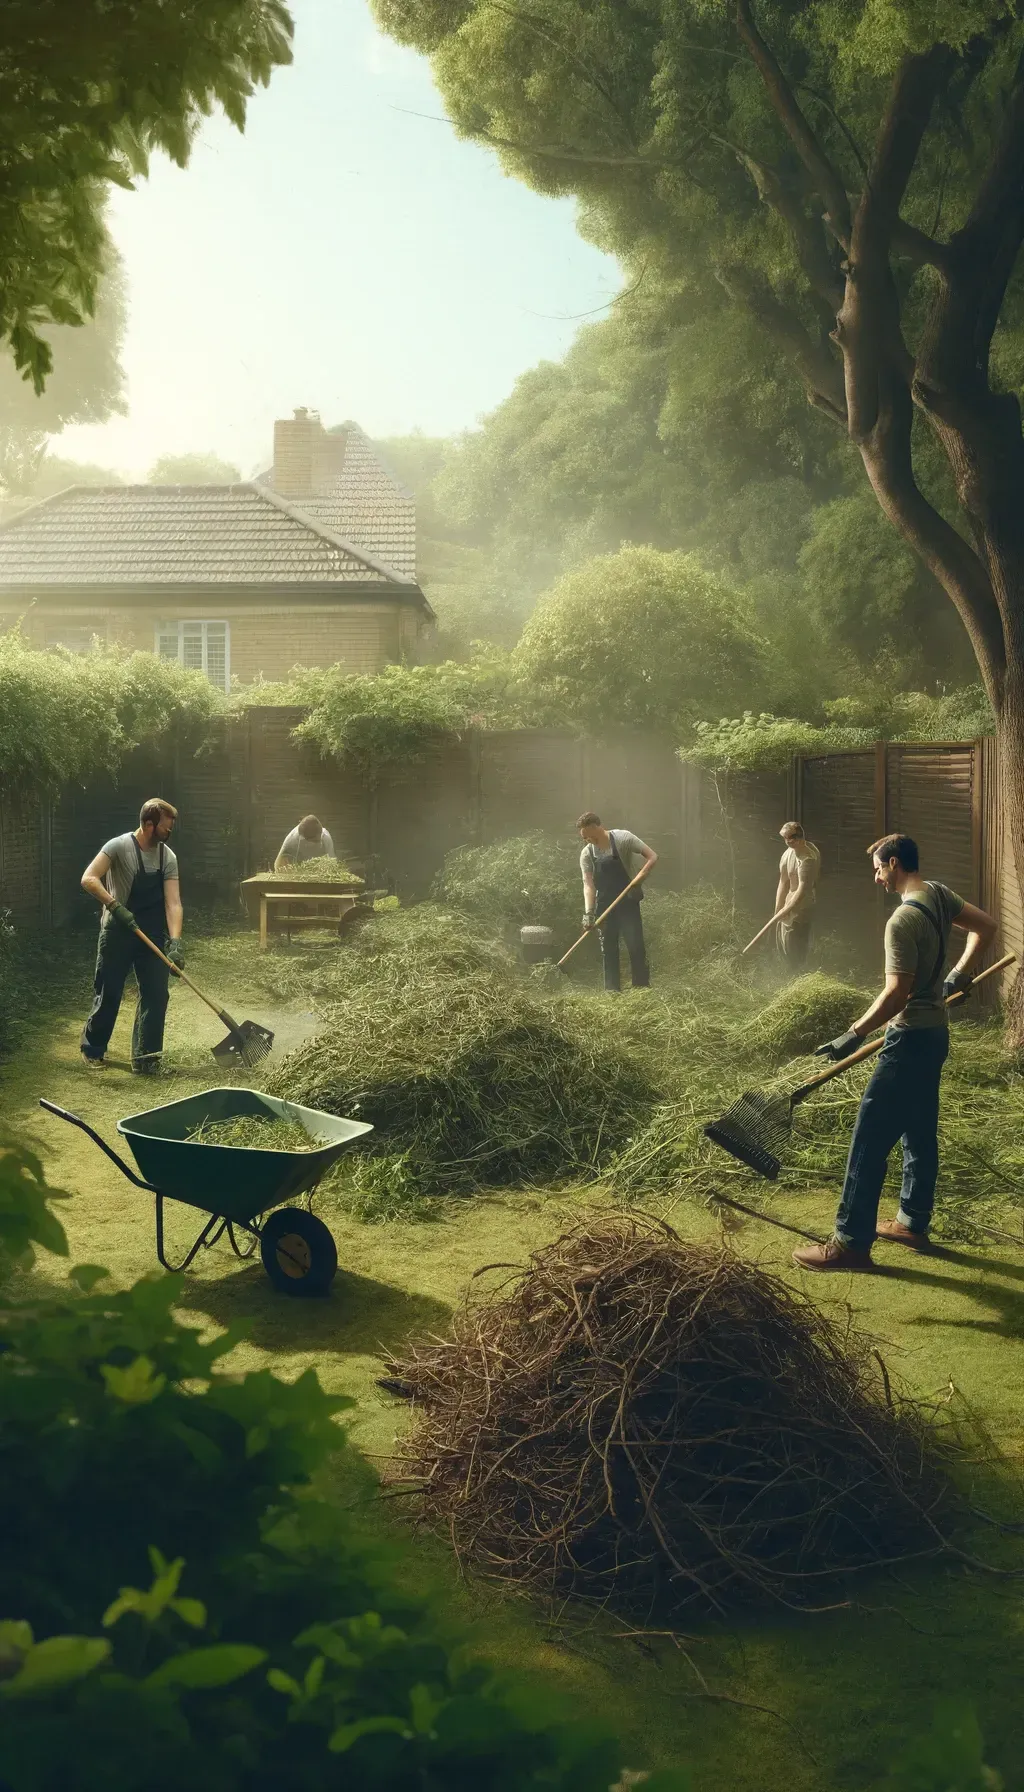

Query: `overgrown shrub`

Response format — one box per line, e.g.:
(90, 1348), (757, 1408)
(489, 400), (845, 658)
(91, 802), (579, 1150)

(0, 635), (221, 796)
(433, 833), (579, 941)
(0, 1130), (687, 1791)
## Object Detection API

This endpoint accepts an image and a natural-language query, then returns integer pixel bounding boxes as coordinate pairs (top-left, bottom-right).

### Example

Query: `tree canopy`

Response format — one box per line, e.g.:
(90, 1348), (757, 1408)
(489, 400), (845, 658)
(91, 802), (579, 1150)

(0, 0), (292, 391)
(148, 451), (243, 484)
(375, 1), (1024, 744)
(514, 546), (766, 732)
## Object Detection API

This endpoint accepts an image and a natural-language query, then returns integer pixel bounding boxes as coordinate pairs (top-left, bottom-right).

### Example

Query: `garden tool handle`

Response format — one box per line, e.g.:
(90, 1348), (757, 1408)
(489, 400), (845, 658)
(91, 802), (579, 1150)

(742, 913), (783, 954)
(557, 867), (650, 969)
(37, 1099), (156, 1190)
(131, 926), (231, 1024)
(791, 951), (1017, 1103)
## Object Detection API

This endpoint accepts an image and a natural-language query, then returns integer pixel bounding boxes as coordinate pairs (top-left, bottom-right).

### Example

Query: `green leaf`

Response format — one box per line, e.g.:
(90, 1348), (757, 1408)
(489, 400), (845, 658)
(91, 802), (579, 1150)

(168, 1597), (207, 1631)
(68, 1264), (109, 1292)
(145, 1644), (267, 1691)
(328, 1714), (412, 1753)
(0, 1635), (111, 1698)
(100, 1355), (167, 1405)
(267, 1667), (303, 1700)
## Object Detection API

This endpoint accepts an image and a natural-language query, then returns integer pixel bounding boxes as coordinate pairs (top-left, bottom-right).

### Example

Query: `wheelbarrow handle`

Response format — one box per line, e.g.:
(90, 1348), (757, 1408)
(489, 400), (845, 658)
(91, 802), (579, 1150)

(37, 1099), (156, 1190)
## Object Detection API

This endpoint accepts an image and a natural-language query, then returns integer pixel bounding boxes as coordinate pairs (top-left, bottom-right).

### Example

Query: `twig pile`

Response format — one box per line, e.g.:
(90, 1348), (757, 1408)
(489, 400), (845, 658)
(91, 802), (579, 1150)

(389, 1215), (953, 1616)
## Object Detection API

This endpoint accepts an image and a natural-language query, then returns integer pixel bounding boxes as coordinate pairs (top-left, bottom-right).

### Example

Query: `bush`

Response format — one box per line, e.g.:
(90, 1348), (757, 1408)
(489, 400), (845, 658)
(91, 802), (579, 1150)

(0, 1129), (688, 1792)
(433, 833), (580, 942)
(0, 635), (221, 797)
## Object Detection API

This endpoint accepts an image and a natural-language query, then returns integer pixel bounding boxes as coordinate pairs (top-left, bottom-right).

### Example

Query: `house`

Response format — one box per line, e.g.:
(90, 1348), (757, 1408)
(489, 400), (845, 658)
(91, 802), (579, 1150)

(0, 409), (434, 689)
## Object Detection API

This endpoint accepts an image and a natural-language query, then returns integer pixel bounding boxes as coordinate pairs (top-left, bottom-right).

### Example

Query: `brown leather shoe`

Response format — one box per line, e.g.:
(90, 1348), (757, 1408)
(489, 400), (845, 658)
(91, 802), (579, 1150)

(792, 1238), (875, 1272)
(876, 1218), (931, 1250)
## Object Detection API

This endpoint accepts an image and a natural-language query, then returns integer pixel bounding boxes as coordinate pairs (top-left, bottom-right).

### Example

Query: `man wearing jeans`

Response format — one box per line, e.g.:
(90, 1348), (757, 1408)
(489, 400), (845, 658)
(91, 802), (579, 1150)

(578, 812), (658, 992)
(793, 832), (996, 1271)
(80, 798), (184, 1074)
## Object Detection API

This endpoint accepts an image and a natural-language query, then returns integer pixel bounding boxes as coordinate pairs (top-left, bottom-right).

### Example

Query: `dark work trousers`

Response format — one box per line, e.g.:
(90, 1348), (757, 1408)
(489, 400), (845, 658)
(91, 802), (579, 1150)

(833, 1026), (950, 1250)
(777, 916), (812, 969)
(81, 924), (170, 1068)
(600, 901), (650, 992)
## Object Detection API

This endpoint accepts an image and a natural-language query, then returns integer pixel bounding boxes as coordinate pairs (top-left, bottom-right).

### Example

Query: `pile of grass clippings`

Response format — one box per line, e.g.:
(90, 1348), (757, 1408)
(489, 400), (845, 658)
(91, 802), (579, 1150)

(641, 885), (739, 977)
(745, 971), (867, 1061)
(186, 1113), (317, 1152)
(389, 1214), (953, 1617)
(268, 971), (661, 1204)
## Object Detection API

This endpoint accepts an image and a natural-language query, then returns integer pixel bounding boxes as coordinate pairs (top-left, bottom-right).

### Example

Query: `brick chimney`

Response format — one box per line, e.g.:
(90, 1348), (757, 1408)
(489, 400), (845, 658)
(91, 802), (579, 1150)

(271, 407), (348, 498)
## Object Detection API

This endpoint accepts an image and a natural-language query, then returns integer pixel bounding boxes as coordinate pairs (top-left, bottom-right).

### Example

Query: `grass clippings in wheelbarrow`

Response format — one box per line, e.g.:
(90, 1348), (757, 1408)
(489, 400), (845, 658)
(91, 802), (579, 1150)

(267, 971), (661, 1212)
(387, 1213), (956, 1618)
(187, 1113), (318, 1152)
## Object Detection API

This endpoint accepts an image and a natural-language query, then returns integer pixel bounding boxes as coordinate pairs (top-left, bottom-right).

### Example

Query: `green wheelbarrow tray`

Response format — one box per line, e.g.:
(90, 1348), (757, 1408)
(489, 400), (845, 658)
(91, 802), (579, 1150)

(39, 1089), (372, 1288)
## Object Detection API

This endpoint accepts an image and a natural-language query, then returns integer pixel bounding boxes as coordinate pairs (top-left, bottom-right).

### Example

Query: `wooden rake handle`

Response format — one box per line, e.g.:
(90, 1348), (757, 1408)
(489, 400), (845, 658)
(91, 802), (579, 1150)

(791, 952), (1016, 1102)
(557, 866), (650, 969)
(742, 913), (784, 954)
(131, 925), (232, 1024)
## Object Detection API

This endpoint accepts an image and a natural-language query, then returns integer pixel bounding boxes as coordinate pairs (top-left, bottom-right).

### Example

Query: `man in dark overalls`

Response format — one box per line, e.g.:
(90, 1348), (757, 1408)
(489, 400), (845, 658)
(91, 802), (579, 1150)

(577, 811), (658, 992)
(80, 798), (184, 1073)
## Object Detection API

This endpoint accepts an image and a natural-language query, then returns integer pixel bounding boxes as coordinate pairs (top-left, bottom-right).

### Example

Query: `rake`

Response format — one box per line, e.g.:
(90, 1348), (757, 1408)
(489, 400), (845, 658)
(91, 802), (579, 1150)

(704, 952), (1016, 1179)
(133, 925), (275, 1070)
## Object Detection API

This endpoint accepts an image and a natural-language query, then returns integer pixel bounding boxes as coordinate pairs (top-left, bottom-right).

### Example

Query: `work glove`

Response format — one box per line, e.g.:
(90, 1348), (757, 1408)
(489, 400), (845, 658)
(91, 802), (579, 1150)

(110, 902), (137, 932)
(582, 912), (597, 931)
(814, 1028), (862, 1063)
(165, 938), (185, 971)
(943, 968), (973, 1002)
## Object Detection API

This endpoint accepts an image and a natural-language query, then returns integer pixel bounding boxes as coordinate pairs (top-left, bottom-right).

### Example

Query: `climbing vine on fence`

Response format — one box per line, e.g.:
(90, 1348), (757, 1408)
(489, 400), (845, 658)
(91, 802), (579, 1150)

(0, 635), (221, 798)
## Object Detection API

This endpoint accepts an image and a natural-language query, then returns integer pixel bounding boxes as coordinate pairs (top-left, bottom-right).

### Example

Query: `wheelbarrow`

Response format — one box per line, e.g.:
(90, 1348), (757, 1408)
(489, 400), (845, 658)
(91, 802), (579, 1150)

(39, 1088), (373, 1297)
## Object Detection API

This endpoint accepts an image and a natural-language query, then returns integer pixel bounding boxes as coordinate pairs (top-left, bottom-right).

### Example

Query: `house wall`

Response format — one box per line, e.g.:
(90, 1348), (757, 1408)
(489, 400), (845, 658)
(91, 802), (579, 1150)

(0, 599), (421, 681)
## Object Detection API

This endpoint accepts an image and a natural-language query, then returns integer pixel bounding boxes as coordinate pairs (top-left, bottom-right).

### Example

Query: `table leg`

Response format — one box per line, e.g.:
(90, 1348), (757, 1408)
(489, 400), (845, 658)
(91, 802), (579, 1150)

(260, 893), (268, 950)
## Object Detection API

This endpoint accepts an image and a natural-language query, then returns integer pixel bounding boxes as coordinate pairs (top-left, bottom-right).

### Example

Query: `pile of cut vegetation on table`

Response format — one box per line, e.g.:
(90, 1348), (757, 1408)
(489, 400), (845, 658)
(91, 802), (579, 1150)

(388, 1213), (956, 1617)
(260, 856), (364, 885)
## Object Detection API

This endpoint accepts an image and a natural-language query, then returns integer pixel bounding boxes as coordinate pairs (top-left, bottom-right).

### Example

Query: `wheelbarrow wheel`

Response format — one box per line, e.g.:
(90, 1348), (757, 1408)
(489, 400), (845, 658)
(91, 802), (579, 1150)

(260, 1208), (338, 1297)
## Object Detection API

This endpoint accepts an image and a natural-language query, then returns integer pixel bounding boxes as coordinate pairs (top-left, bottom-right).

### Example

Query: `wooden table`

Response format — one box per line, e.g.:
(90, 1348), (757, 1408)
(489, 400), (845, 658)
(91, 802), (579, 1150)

(258, 890), (363, 949)
(241, 872), (366, 926)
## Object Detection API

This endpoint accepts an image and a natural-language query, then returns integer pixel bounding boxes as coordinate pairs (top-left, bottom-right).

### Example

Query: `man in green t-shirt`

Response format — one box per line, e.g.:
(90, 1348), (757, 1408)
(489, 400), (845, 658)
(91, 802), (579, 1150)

(793, 832), (997, 1272)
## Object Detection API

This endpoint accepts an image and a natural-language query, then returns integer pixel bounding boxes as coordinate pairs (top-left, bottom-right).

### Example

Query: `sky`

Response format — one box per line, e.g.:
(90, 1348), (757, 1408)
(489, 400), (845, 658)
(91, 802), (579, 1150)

(57, 0), (620, 479)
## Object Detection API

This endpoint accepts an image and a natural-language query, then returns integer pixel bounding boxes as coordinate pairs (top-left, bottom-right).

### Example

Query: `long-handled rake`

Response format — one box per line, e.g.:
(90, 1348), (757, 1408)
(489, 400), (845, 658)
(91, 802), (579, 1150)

(704, 952), (1016, 1179)
(556, 867), (649, 971)
(133, 925), (275, 1070)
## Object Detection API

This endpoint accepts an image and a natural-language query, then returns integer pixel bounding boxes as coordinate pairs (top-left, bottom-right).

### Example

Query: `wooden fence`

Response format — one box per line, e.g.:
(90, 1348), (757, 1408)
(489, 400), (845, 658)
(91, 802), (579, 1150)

(1, 718), (1018, 991)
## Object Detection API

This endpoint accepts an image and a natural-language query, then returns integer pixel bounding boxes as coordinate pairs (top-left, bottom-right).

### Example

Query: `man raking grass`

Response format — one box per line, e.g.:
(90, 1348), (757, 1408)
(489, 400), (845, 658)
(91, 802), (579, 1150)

(80, 798), (183, 1075)
(577, 811), (658, 992)
(793, 832), (997, 1271)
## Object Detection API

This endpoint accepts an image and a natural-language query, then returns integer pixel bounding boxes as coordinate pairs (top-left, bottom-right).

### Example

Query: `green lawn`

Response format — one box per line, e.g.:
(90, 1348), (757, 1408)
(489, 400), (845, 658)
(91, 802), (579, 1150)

(4, 921), (1024, 1789)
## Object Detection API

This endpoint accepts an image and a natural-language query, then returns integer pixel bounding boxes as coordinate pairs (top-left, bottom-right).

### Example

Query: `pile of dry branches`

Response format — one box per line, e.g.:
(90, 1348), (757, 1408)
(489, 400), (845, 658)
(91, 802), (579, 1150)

(389, 1216), (953, 1616)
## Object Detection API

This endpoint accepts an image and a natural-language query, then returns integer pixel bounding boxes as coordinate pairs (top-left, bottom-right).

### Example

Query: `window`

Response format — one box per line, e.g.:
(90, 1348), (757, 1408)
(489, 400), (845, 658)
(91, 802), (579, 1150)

(156, 620), (230, 691)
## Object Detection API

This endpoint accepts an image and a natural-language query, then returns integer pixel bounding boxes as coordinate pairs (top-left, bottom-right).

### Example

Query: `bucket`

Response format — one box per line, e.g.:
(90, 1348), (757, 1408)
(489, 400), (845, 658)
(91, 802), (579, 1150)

(520, 924), (554, 965)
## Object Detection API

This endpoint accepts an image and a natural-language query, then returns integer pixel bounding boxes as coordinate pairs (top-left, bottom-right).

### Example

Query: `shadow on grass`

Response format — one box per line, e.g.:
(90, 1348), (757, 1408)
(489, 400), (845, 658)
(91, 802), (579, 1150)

(880, 1244), (1024, 1338)
(181, 1260), (450, 1359)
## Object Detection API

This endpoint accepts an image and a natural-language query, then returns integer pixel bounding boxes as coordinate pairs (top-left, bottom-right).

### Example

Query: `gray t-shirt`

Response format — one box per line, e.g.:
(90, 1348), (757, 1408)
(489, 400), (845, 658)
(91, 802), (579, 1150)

(279, 827), (335, 864)
(580, 829), (650, 890)
(99, 833), (178, 928)
(885, 881), (964, 1029)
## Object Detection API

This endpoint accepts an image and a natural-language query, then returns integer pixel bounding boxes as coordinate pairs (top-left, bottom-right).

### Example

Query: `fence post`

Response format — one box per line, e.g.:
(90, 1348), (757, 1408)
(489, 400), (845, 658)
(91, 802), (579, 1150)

(874, 740), (888, 838)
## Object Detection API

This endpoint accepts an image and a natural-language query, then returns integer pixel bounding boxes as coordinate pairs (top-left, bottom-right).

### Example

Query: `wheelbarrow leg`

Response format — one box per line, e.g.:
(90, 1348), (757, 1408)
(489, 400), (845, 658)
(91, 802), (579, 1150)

(155, 1195), (230, 1273)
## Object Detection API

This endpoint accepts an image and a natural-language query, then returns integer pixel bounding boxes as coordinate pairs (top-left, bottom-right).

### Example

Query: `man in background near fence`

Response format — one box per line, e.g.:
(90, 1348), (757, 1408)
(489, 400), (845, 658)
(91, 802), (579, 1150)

(80, 798), (184, 1075)
(773, 821), (821, 969)
(793, 832), (997, 1272)
(578, 812), (658, 992)
(274, 814), (337, 871)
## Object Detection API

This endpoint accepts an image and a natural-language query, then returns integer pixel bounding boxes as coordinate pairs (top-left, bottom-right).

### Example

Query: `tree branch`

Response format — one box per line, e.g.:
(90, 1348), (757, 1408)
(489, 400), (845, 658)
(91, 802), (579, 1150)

(836, 50), (950, 440)
(733, 152), (844, 308)
(858, 375), (1005, 709)
(713, 264), (847, 424)
(733, 0), (851, 246)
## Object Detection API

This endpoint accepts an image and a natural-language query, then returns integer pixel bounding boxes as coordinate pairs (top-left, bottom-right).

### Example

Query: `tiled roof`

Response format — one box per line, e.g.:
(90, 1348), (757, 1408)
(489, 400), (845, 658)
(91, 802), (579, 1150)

(261, 423), (418, 581)
(0, 482), (418, 589)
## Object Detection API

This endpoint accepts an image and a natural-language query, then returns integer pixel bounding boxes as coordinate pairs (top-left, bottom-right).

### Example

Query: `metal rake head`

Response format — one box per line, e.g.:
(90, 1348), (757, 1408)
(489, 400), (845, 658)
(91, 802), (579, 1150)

(703, 1088), (793, 1180)
(212, 1019), (275, 1071)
